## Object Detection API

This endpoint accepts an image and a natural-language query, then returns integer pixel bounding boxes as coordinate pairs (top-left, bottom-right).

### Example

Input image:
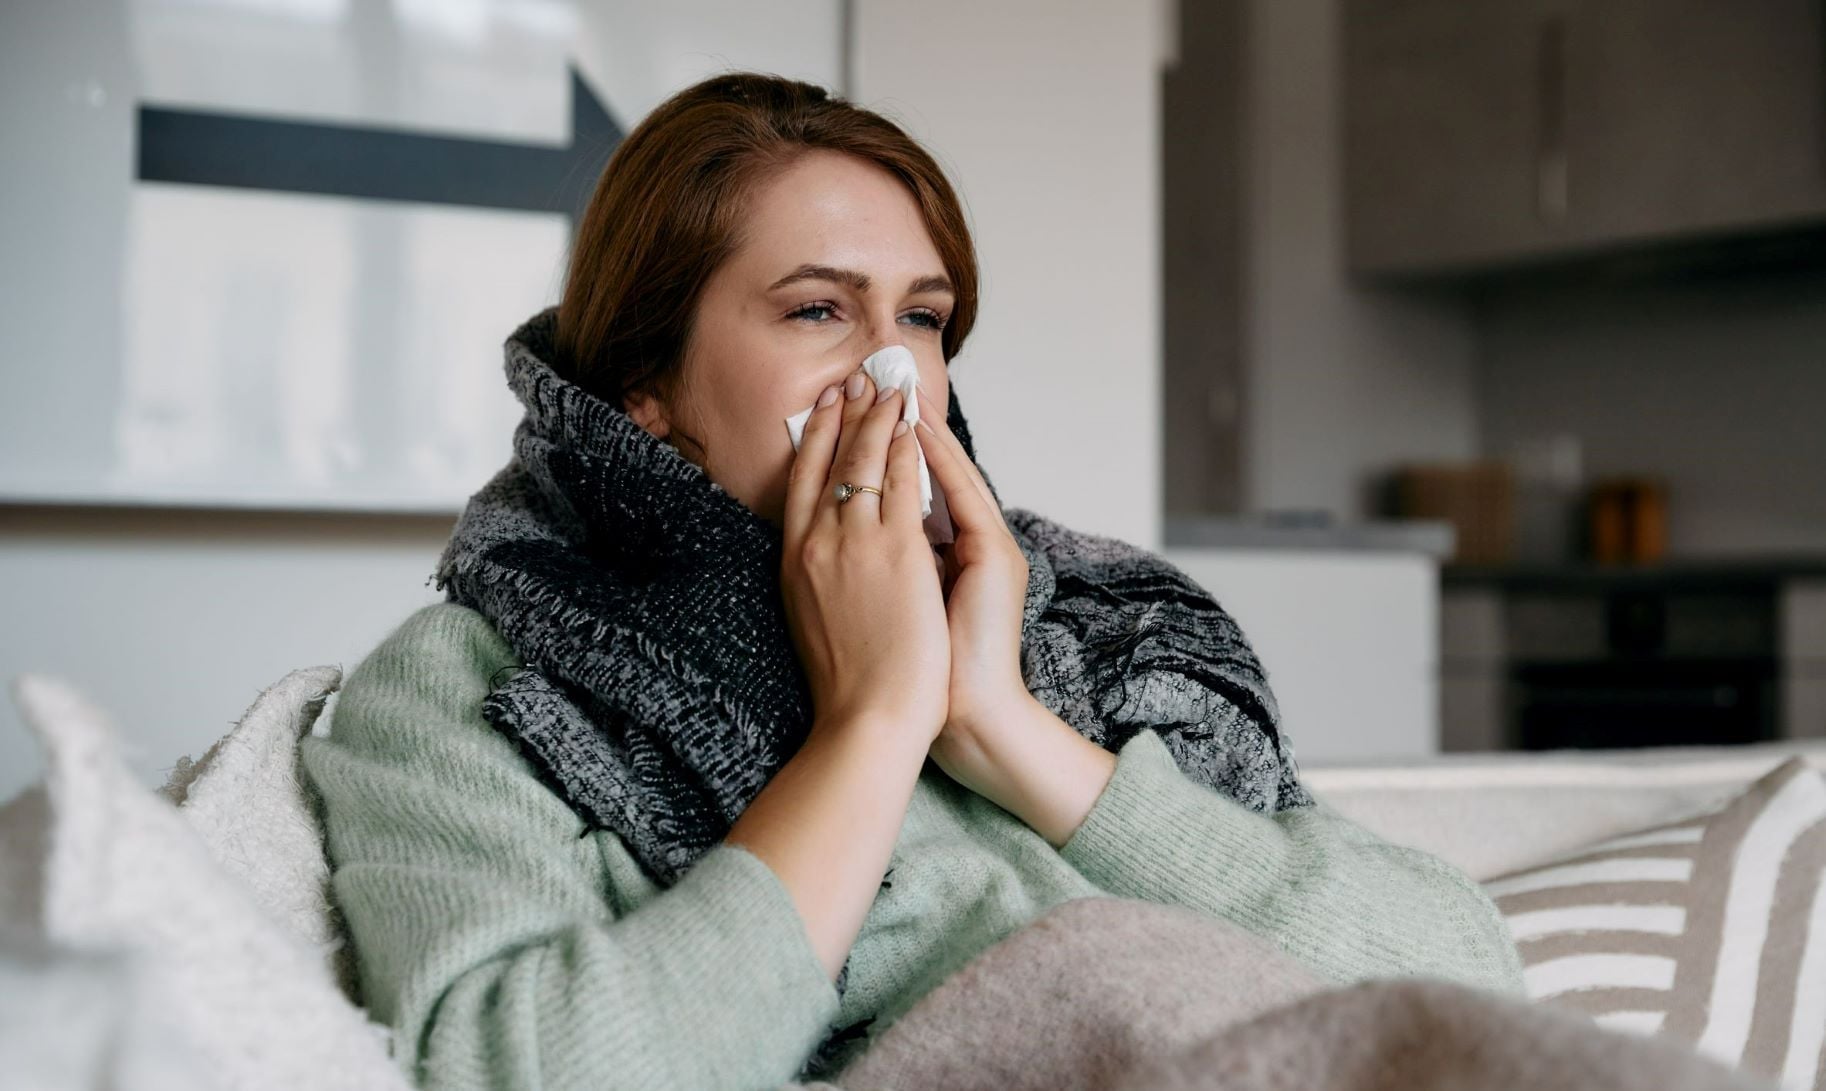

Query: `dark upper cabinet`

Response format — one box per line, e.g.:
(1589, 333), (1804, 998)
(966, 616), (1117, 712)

(1345, 0), (1826, 278)
(1571, 0), (1826, 243)
(1346, 0), (1570, 273)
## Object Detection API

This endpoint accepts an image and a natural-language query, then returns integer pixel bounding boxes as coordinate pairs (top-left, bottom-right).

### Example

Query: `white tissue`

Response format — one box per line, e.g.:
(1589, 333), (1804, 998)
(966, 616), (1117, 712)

(785, 344), (954, 545)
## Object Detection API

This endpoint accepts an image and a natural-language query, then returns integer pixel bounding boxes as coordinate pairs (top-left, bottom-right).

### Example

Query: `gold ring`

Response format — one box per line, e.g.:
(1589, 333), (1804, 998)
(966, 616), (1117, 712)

(834, 482), (883, 504)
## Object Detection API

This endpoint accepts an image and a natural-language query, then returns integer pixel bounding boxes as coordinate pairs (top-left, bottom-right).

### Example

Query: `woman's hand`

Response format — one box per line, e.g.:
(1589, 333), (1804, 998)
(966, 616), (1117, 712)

(780, 370), (952, 751)
(911, 386), (1032, 749)
(913, 386), (1117, 842)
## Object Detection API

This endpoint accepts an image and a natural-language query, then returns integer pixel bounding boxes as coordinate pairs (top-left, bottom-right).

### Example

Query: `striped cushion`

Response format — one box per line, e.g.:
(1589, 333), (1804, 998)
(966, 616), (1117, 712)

(1486, 757), (1826, 1090)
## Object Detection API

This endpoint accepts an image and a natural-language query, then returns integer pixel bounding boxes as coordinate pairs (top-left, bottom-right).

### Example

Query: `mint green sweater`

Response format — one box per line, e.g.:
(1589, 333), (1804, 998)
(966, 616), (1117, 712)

(301, 602), (1523, 1091)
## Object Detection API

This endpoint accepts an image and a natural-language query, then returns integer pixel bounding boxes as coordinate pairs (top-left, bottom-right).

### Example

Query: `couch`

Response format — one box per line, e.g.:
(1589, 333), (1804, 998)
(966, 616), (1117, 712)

(3, 664), (1821, 1090)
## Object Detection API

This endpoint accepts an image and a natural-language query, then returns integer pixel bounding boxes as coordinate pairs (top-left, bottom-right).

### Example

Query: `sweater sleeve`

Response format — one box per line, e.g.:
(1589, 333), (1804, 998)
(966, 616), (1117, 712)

(299, 603), (840, 1091)
(1057, 728), (1525, 996)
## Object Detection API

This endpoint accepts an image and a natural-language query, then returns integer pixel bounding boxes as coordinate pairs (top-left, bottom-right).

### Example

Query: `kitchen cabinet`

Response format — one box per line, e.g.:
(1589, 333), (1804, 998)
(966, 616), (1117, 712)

(1345, 0), (1826, 277)
(1785, 581), (1826, 738)
(1346, 0), (1566, 273)
(1163, 0), (1245, 515)
(1571, 0), (1826, 246)
(1440, 568), (1826, 751)
(1165, 546), (1442, 762)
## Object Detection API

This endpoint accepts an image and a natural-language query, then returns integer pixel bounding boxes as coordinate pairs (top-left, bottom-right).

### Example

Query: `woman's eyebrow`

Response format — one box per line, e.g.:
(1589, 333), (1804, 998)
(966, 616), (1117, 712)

(767, 263), (954, 297)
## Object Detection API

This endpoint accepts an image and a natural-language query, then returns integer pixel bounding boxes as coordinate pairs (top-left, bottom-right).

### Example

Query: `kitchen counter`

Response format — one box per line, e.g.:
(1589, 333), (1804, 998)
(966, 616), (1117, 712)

(1163, 514), (1455, 556)
(1444, 557), (1826, 591)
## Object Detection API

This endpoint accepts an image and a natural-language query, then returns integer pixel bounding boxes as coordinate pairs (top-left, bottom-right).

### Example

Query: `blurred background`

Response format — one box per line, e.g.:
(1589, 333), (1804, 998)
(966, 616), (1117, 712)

(3, 0), (1824, 800)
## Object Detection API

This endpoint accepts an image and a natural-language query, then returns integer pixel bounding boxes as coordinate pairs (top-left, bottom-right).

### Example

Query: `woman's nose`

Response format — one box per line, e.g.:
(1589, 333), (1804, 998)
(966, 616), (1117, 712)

(860, 304), (913, 346)
(862, 338), (908, 361)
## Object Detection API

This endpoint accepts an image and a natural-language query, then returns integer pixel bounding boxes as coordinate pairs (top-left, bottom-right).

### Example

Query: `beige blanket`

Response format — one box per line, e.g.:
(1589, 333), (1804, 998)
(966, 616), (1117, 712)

(790, 896), (1769, 1091)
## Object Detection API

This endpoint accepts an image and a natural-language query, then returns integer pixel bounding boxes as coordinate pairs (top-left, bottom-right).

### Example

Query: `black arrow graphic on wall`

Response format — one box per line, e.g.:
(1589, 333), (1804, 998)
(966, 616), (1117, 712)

(136, 65), (623, 223)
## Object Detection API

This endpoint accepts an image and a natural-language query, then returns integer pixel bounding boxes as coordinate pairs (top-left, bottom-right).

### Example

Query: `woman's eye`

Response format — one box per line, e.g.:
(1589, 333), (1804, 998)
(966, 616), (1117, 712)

(788, 303), (837, 324)
(787, 303), (947, 331)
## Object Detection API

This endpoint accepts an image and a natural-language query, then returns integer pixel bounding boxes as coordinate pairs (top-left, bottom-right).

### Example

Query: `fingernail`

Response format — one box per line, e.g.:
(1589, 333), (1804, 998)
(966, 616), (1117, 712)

(875, 384), (897, 405)
(893, 419), (909, 437)
(817, 384), (839, 407)
(845, 372), (866, 400)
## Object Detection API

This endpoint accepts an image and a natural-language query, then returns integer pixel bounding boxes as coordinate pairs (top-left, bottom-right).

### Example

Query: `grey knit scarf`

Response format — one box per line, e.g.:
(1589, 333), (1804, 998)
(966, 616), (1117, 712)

(432, 305), (1311, 1078)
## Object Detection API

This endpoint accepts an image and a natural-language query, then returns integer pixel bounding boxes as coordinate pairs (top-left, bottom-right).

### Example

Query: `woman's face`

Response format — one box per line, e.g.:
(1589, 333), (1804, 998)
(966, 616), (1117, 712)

(623, 148), (955, 528)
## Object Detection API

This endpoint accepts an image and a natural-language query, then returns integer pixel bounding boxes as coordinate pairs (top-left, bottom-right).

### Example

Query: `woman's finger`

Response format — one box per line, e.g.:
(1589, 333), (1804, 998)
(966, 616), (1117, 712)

(819, 369), (882, 531)
(784, 382), (843, 546)
(825, 370), (874, 482)
(915, 384), (1008, 529)
(833, 384), (905, 528)
(918, 416), (1006, 540)
(882, 416), (923, 531)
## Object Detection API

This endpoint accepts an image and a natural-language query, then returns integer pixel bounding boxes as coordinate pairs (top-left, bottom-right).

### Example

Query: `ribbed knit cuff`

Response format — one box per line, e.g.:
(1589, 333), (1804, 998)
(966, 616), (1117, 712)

(1057, 727), (1212, 897)
(1057, 728), (1378, 979)
(616, 842), (841, 1085)
(1056, 727), (1527, 994)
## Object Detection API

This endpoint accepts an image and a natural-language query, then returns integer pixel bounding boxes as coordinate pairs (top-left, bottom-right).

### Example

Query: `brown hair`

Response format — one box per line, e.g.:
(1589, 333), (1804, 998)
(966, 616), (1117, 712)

(555, 71), (980, 420)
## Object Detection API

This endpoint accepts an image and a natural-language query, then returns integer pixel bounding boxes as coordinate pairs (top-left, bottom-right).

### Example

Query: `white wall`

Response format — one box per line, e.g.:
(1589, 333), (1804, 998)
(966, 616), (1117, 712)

(0, 509), (450, 801)
(854, 0), (1166, 548)
(0, 3), (1169, 803)
(1241, 0), (1480, 518)
(1477, 270), (1826, 557)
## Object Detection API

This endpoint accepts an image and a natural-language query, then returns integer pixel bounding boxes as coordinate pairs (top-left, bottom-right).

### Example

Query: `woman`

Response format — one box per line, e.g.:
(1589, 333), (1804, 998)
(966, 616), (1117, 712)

(301, 72), (1522, 1090)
